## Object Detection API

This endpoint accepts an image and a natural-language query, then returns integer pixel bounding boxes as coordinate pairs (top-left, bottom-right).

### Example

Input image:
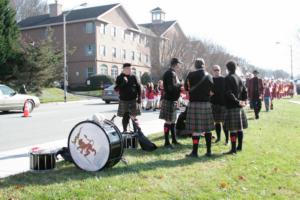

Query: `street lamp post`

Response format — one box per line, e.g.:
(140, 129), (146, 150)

(63, 3), (87, 102)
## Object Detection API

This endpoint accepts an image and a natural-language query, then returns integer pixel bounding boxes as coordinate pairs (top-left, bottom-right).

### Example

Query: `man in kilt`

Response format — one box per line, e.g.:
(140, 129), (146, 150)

(224, 61), (248, 154)
(159, 58), (182, 148)
(115, 63), (141, 132)
(211, 65), (229, 144)
(184, 58), (215, 157)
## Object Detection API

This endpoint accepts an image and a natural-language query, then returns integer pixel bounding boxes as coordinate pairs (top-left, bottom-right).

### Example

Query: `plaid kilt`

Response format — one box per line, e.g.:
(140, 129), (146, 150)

(186, 102), (215, 133)
(117, 100), (141, 117)
(212, 104), (226, 123)
(159, 100), (177, 122)
(224, 108), (248, 131)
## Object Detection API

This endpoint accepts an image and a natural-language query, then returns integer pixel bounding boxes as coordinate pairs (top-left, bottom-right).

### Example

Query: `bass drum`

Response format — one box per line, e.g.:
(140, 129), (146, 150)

(68, 120), (123, 172)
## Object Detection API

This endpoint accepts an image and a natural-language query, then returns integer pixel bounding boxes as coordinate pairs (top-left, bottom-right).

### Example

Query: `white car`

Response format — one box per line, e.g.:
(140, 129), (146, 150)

(0, 84), (40, 112)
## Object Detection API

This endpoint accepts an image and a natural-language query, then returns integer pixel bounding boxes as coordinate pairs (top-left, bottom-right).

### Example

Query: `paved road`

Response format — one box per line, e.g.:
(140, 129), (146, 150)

(0, 99), (163, 152)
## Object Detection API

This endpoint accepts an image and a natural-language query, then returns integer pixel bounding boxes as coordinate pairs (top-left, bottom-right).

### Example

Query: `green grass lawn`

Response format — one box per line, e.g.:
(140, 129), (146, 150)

(0, 97), (299, 199)
(33, 88), (83, 103)
(71, 90), (103, 97)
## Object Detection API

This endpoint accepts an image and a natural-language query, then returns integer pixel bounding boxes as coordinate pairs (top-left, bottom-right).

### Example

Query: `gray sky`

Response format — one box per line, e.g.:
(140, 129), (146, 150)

(49, 0), (300, 76)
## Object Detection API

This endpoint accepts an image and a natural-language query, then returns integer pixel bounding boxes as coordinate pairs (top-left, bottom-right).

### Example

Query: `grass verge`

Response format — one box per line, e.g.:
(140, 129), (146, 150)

(0, 97), (299, 199)
(33, 88), (83, 103)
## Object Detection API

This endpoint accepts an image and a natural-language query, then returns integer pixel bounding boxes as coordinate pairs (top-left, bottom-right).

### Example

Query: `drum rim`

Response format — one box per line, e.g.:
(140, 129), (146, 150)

(68, 120), (121, 171)
(103, 119), (124, 159)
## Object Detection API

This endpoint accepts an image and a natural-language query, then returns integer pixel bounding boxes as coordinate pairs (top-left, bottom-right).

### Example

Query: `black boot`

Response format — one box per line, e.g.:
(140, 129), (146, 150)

(215, 123), (221, 143)
(205, 132), (212, 157)
(224, 132), (237, 155)
(164, 123), (173, 148)
(122, 113), (130, 133)
(186, 136), (199, 158)
(237, 131), (243, 151)
(170, 123), (181, 145)
(223, 124), (229, 145)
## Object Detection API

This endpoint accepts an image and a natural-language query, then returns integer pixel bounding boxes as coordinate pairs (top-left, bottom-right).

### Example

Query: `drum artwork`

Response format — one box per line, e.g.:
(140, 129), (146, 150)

(68, 119), (124, 172)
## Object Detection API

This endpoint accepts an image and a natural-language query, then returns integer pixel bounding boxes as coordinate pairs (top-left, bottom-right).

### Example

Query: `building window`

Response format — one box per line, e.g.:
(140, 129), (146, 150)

(146, 54), (149, 63)
(111, 26), (117, 37)
(132, 68), (136, 76)
(85, 44), (95, 56)
(85, 22), (95, 33)
(122, 49), (126, 60)
(129, 32), (134, 41)
(112, 47), (117, 58)
(100, 64), (108, 75)
(122, 30), (127, 40)
(100, 23), (106, 34)
(131, 51), (135, 60)
(100, 45), (106, 56)
(120, 29), (124, 40)
(87, 67), (94, 78)
(111, 65), (118, 79)
(138, 52), (142, 62)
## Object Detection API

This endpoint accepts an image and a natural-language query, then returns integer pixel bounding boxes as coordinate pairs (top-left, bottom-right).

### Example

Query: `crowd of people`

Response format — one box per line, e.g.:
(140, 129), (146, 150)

(114, 58), (296, 158)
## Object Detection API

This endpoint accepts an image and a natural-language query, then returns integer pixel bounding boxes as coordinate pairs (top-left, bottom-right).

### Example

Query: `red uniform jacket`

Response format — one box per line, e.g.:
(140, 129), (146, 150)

(247, 77), (264, 100)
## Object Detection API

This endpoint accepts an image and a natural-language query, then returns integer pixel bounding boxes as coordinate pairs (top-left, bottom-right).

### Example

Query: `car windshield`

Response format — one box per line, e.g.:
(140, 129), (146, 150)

(106, 85), (115, 90)
(0, 85), (16, 96)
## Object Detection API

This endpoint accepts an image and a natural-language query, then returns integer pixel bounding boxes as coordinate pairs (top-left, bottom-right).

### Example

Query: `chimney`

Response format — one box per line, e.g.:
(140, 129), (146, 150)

(49, 1), (63, 17)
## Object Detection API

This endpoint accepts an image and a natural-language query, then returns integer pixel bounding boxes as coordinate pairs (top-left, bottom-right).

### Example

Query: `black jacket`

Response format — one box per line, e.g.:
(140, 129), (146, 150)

(224, 73), (247, 109)
(115, 73), (141, 101)
(211, 76), (226, 105)
(184, 69), (214, 102)
(162, 68), (182, 101)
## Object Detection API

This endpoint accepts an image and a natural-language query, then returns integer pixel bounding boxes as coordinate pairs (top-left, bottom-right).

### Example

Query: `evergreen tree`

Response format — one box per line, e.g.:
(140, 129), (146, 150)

(141, 72), (152, 85)
(0, 0), (19, 82)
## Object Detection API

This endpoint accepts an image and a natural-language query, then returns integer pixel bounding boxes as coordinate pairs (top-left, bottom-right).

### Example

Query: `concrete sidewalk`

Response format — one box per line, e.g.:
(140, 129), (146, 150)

(0, 119), (164, 178)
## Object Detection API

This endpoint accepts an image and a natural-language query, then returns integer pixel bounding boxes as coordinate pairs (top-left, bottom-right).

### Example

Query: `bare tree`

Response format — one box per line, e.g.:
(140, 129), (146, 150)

(10, 0), (47, 22)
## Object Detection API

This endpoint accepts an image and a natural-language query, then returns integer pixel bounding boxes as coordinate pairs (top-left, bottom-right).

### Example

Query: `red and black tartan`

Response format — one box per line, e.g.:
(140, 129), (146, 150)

(117, 100), (141, 117)
(224, 107), (248, 131)
(185, 102), (215, 133)
(159, 100), (177, 122)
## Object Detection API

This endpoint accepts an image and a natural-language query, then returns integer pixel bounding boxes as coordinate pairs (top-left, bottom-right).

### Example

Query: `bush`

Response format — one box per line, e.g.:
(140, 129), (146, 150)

(86, 75), (114, 90)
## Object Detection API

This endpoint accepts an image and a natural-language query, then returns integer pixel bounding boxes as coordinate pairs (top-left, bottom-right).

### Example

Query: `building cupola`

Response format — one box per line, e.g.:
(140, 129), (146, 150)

(151, 7), (165, 24)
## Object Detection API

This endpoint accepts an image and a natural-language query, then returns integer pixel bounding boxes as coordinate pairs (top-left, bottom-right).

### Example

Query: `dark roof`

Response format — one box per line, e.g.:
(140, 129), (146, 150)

(151, 7), (164, 12)
(139, 20), (176, 36)
(18, 3), (119, 28)
(138, 26), (157, 37)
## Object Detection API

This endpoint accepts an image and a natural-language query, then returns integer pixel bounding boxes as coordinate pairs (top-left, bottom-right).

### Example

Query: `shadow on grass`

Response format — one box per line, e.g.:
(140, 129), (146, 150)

(0, 144), (225, 188)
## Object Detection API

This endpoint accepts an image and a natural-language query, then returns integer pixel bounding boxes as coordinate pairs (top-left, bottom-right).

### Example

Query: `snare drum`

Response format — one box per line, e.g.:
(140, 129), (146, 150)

(30, 150), (56, 171)
(122, 133), (138, 149)
(68, 120), (123, 172)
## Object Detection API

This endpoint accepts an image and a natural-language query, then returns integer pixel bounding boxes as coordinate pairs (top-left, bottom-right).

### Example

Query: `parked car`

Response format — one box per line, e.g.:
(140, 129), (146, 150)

(0, 84), (40, 112)
(102, 85), (119, 104)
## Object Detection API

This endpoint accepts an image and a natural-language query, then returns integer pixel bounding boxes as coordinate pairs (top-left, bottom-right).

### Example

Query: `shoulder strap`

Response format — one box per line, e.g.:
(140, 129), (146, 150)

(189, 73), (208, 92)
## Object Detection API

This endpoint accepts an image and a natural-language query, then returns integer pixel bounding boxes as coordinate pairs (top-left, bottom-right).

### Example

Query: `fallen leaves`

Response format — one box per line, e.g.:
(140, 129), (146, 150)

(219, 181), (229, 189)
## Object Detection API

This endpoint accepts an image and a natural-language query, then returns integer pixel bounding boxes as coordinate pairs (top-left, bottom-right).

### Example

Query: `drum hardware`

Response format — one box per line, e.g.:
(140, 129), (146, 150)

(29, 147), (57, 171)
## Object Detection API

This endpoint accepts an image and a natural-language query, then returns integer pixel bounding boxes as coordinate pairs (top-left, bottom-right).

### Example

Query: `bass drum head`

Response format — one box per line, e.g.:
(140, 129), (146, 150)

(68, 121), (110, 172)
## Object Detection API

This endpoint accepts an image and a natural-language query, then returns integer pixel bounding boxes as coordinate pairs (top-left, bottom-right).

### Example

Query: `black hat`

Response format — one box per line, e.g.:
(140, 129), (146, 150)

(170, 58), (183, 66)
(123, 63), (131, 68)
(253, 70), (259, 74)
(195, 58), (205, 68)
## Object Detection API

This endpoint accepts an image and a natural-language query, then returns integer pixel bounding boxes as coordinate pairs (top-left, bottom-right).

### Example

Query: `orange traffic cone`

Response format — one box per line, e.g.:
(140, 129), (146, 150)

(23, 101), (30, 117)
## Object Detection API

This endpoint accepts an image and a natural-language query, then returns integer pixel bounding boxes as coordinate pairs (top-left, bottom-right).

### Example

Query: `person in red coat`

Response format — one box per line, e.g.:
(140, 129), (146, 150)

(247, 70), (264, 119)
